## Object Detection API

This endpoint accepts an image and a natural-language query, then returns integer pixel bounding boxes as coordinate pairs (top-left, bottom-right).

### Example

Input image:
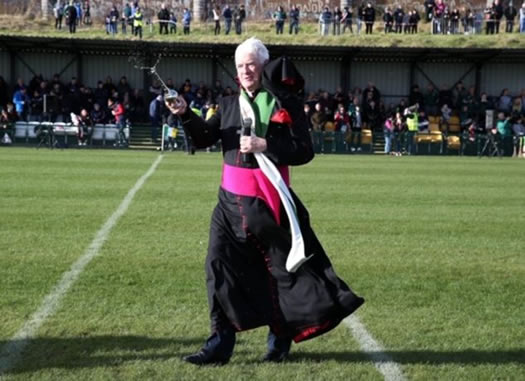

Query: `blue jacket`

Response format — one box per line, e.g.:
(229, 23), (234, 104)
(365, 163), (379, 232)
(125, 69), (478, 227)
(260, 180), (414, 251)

(183, 10), (191, 25)
(13, 90), (27, 114)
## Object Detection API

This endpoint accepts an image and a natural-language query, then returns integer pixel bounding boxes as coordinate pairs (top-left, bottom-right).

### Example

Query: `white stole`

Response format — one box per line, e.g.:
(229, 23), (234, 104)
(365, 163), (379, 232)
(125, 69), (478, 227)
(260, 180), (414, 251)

(239, 95), (312, 273)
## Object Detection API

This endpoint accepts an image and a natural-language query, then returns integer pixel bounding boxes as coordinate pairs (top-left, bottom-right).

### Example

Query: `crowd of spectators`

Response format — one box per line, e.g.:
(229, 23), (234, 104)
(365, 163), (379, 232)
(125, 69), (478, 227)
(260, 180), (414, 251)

(51, 1), (525, 37)
(1, 71), (524, 155)
(0, 73), (237, 147)
(302, 81), (525, 155)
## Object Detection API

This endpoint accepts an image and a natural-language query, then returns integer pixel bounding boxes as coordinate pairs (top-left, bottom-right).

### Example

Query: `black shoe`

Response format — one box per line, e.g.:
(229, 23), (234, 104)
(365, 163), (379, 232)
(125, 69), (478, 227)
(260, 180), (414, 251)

(183, 349), (230, 366)
(262, 350), (289, 363)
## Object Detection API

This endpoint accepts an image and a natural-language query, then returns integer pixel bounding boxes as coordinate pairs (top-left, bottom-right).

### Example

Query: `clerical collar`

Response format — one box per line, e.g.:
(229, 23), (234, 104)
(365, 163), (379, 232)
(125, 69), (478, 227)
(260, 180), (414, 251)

(243, 87), (261, 101)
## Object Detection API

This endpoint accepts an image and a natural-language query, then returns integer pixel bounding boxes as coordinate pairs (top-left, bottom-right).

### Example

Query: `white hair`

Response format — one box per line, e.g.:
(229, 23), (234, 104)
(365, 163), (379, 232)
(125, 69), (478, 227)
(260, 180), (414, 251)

(234, 37), (269, 67)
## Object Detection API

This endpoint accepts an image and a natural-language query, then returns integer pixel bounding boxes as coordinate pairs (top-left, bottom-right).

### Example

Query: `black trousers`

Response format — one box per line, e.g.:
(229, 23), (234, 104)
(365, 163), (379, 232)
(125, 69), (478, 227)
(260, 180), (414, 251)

(159, 22), (168, 34)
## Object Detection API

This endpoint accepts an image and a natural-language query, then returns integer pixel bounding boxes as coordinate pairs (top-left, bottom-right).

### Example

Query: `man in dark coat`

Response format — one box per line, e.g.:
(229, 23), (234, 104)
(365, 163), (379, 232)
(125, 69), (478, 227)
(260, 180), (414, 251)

(158, 3), (170, 34)
(363, 2), (376, 34)
(165, 38), (364, 366)
(504, 3), (517, 32)
(65, 1), (77, 34)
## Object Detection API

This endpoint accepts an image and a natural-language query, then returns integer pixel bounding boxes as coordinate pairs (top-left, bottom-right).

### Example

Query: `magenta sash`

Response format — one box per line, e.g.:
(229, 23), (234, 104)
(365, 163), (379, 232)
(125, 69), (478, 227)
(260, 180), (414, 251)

(221, 164), (290, 225)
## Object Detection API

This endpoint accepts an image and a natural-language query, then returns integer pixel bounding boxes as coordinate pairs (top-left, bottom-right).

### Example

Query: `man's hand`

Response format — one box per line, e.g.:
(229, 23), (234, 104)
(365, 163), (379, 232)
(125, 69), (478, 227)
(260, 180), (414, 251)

(240, 136), (267, 153)
(165, 96), (188, 115)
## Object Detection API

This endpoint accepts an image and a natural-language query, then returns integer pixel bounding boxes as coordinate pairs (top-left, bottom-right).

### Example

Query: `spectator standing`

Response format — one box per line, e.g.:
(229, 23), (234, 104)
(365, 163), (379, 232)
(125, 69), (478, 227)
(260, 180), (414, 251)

(450, 8), (460, 34)
(74, 1), (83, 27)
(117, 76), (132, 101)
(333, 6), (343, 35)
(342, 6), (353, 33)
(433, 0), (445, 33)
(498, 88), (512, 113)
(54, 3), (64, 30)
(394, 6), (404, 33)
(462, 8), (474, 34)
(134, 7), (144, 39)
(485, 5), (496, 34)
(131, 2), (139, 34)
(409, 85), (424, 108)
(29, 90), (44, 122)
(149, 95), (164, 142)
(363, 2), (375, 34)
(521, 3), (525, 33)
(310, 102), (327, 132)
(410, 9), (421, 33)
(393, 111), (405, 155)
(213, 6), (221, 35)
(404, 105), (418, 155)
(83, 2), (91, 25)
(334, 105), (350, 132)
(223, 5), (232, 35)
(273, 6), (287, 34)
(496, 112), (513, 153)
(123, 2), (132, 34)
(384, 116), (394, 154)
(183, 8), (192, 35)
(234, 5), (246, 35)
(504, 3), (517, 32)
(65, 1), (78, 34)
(169, 12), (177, 34)
(403, 11), (411, 33)
(158, 3), (170, 34)
(348, 98), (362, 152)
(384, 7), (394, 33)
(319, 7), (332, 36)
(289, 5), (300, 34)
(493, 0), (504, 33)
(12, 87), (28, 121)
(109, 6), (119, 35)
(122, 3), (131, 34)
(424, 0), (435, 22)
(108, 97), (127, 147)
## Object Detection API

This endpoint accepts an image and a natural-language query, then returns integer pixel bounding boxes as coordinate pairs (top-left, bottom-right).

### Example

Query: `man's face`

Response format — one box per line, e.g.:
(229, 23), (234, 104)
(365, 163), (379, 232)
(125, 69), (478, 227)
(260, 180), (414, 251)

(236, 53), (263, 94)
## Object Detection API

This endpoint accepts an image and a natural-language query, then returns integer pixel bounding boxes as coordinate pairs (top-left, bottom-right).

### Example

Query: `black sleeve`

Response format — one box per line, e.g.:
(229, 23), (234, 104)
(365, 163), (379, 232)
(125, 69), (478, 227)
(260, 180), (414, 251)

(264, 95), (314, 167)
(179, 106), (222, 149)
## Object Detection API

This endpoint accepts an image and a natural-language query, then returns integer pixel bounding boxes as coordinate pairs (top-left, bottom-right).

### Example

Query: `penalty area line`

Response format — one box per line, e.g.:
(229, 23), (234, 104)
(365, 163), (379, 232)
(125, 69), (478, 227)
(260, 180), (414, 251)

(0, 154), (164, 376)
(344, 315), (406, 381)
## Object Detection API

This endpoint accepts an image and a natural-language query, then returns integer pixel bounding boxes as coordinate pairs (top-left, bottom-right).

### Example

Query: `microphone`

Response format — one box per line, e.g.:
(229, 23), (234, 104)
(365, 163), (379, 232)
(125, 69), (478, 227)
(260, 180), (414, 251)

(241, 118), (252, 164)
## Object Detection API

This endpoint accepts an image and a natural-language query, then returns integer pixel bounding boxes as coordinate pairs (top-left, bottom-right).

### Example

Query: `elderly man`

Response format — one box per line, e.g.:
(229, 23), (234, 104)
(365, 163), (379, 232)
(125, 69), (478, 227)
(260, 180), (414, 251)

(166, 37), (364, 366)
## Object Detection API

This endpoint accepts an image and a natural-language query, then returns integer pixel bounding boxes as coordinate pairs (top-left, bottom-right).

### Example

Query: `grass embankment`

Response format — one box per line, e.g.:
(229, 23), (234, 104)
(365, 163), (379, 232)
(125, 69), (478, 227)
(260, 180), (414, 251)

(1, 148), (524, 380)
(1, 15), (524, 49)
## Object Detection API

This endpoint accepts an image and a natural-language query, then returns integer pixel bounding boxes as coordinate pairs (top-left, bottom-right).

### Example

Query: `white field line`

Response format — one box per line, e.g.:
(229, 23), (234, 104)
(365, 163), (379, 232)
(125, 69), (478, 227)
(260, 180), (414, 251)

(344, 315), (406, 381)
(0, 155), (164, 376)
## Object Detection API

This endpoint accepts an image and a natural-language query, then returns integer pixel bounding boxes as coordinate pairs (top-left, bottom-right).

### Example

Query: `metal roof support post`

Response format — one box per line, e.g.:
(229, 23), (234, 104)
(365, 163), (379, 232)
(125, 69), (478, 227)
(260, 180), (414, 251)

(9, 49), (16, 88)
(474, 62), (482, 98)
(341, 56), (351, 94)
(211, 55), (218, 89)
(409, 60), (416, 88)
(76, 53), (83, 84)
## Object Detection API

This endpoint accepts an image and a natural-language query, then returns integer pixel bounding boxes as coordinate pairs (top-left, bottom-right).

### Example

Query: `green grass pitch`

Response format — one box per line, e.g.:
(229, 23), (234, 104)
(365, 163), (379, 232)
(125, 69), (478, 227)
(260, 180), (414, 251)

(0, 147), (524, 380)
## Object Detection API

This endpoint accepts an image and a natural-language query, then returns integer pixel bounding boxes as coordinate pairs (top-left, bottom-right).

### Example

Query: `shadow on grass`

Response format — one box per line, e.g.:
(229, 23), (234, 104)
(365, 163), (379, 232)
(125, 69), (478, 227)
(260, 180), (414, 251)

(288, 349), (525, 365)
(0, 335), (214, 374)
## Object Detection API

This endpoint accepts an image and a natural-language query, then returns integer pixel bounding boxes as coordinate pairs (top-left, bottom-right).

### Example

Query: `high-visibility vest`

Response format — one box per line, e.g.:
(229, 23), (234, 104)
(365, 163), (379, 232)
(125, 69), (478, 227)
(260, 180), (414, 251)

(406, 114), (418, 131)
(134, 12), (143, 28)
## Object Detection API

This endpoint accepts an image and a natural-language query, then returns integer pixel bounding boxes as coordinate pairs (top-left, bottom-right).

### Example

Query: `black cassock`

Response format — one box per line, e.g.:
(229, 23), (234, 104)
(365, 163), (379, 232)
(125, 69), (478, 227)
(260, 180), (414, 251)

(180, 59), (364, 342)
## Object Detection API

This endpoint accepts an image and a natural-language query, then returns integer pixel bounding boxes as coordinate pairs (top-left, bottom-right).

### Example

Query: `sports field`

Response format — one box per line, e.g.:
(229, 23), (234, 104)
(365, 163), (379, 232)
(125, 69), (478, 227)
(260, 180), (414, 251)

(1, 147), (524, 380)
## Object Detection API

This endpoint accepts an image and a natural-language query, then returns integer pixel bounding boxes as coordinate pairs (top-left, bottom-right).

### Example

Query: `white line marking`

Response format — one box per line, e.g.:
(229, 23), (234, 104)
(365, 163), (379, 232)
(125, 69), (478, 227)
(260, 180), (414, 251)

(344, 315), (406, 381)
(0, 155), (164, 376)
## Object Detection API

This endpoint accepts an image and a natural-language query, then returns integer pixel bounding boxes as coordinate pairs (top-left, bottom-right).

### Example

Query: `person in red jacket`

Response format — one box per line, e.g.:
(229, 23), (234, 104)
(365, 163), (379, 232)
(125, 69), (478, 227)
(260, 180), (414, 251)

(108, 97), (127, 147)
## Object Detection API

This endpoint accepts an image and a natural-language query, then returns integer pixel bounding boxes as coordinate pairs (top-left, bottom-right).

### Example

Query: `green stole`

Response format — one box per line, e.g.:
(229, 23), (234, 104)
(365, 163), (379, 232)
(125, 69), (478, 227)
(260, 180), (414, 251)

(241, 89), (276, 137)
